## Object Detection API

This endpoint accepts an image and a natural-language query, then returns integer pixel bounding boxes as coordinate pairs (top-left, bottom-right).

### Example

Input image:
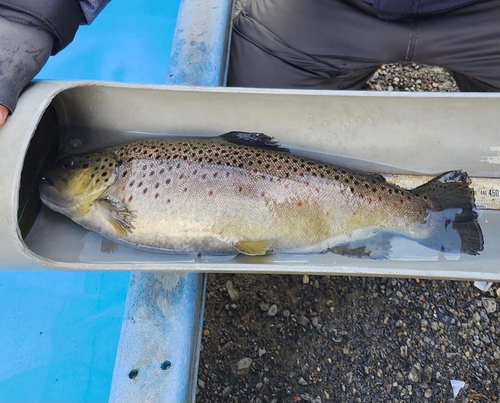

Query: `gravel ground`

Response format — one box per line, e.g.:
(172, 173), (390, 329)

(197, 65), (495, 403)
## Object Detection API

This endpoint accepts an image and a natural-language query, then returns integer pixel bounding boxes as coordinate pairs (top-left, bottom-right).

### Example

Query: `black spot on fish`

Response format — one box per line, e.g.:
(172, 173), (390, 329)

(129, 180), (135, 187)
(155, 183), (160, 188)
(138, 181), (143, 187)
(143, 188), (148, 194)
(82, 163), (89, 169)
(166, 179), (171, 184)
(102, 172), (107, 177)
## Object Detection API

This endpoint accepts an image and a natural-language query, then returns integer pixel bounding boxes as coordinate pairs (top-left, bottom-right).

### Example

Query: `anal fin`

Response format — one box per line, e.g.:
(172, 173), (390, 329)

(234, 240), (272, 256)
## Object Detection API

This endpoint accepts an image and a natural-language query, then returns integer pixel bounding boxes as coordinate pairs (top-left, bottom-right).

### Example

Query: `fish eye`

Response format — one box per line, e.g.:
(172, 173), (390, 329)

(61, 158), (76, 170)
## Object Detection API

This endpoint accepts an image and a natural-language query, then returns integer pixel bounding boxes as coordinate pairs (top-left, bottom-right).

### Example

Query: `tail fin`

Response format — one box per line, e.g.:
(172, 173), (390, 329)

(412, 171), (484, 255)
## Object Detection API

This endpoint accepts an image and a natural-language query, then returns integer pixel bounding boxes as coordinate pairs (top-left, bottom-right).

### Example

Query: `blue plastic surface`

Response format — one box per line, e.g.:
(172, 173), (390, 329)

(0, 0), (180, 401)
(37, 0), (180, 83)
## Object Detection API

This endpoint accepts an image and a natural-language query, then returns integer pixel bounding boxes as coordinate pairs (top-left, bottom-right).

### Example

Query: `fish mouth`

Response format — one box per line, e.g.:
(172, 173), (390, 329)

(40, 176), (55, 187)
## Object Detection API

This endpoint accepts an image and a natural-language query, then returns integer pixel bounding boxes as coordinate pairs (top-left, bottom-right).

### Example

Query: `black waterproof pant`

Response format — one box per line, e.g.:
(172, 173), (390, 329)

(228, 0), (500, 91)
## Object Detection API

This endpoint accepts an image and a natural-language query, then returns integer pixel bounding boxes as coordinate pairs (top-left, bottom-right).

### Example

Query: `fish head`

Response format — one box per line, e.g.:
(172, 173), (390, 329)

(39, 150), (120, 217)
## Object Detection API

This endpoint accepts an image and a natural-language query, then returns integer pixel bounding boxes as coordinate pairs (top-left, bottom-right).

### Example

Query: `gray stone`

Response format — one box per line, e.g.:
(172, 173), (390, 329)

(298, 316), (310, 326)
(237, 357), (253, 370)
(282, 309), (291, 318)
(259, 302), (270, 312)
(482, 298), (497, 314)
(268, 304), (278, 317)
(258, 348), (267, 357)
(298, 377), (308, 386)
(408, 366), (421, 383)
(222, 386), (233, 396)
(198, 379), (206, 389)
(226, 280), (240, 301)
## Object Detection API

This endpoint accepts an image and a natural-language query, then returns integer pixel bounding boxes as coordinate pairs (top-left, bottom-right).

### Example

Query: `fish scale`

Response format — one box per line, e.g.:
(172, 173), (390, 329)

(39, 132), (484, 257)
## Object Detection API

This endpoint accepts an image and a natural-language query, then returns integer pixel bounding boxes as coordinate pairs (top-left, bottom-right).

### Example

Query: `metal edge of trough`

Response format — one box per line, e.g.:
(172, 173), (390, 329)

(108, 0), (234, 401)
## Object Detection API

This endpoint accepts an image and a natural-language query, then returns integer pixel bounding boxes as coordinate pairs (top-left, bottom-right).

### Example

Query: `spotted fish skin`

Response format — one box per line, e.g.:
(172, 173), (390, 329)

(40, 132), (483, 257)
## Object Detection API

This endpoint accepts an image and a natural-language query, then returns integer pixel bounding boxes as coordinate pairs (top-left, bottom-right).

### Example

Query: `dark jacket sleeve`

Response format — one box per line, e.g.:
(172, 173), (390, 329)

(0, 0), (82, 54)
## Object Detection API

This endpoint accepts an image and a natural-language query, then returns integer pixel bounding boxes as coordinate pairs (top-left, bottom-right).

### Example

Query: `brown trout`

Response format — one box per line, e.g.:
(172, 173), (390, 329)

(39, 132), (484, 258)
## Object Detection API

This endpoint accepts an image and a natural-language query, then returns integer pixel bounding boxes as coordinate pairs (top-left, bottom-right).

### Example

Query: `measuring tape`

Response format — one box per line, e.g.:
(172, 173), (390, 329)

(383, 175), (500, 211)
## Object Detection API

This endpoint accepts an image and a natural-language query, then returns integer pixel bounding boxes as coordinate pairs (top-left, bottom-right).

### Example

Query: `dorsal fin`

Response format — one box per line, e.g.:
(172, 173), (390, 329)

(219, 131), (290, 153)
(364, 172), (387, 183)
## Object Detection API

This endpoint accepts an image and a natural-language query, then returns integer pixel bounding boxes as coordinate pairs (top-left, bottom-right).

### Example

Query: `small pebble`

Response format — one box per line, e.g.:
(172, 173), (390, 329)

(482, 298), (497, 314)
(298, 316), (310, 326)
(298, 377), (308, 386)
(268, 304), (278, 316)
(226, 280), (239, 301)
(237, 357), (253, 370)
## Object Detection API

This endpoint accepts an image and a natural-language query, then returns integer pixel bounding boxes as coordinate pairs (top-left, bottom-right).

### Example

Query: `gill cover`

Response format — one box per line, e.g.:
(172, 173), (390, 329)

(41, 150), (121, 216)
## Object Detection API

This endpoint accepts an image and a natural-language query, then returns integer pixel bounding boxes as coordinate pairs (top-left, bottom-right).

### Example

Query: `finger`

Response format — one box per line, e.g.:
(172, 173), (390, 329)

(0, 104), (8, 127)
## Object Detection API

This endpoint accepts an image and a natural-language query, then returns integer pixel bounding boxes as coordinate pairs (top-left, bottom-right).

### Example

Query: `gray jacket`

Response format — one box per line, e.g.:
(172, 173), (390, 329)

(0, 0), (110, 113)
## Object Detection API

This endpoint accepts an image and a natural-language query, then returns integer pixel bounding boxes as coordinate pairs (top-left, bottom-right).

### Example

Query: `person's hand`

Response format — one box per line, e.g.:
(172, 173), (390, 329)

(0, 16), (54, 128)
(0, 105), (7, 127)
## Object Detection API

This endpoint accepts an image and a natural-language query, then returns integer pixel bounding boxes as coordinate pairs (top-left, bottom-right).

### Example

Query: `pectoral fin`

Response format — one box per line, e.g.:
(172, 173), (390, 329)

(97, 198), (136, 236)
(330, 235), (392, 260)
(234, 240), (272, 256)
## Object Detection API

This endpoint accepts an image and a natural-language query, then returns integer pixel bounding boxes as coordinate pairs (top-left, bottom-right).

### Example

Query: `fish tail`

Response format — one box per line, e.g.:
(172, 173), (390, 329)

(413, 170), (484, 255)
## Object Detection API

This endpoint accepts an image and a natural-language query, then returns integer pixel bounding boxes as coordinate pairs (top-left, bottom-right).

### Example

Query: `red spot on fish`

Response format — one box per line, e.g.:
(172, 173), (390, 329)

(368, 198), (372, 204)
(400, 199), (404, 204)
(277, 165), (282, 170)
(284, 184), (289, 189)
(315, 187), (320, 193)
(299, 173), (304, 177)
(393, 203), (398, 208)
(201, 174), (207, 179)
(378, 196), (382, 201)
(407, 196), (411, 201)
(261, 192), (265, 197)
(359, 194), (364, 198)
(128, 196), (133, 202)
(208, 190), (213, 196)
(253, 169), (258, 173)
(326, 211), (330, 216)
(340, 190), (344, 195)
(184, 188), (187, 192)
(239, 187), (242, 192)
(419, 211), (422, 215)
(297, 201), (303, 207)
